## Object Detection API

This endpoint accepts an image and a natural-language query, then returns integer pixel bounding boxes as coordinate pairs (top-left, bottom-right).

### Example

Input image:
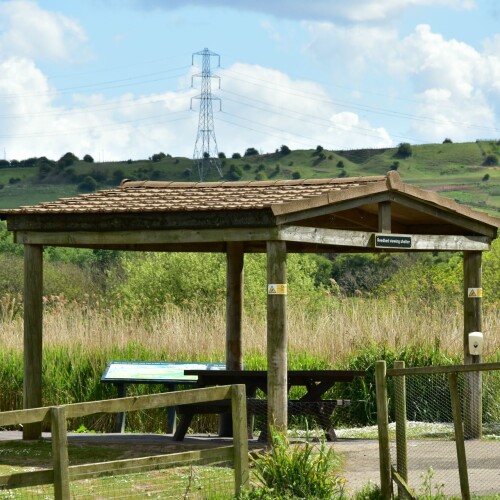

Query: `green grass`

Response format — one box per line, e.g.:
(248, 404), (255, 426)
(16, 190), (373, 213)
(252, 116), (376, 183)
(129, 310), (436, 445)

(1, 141), (500, 215)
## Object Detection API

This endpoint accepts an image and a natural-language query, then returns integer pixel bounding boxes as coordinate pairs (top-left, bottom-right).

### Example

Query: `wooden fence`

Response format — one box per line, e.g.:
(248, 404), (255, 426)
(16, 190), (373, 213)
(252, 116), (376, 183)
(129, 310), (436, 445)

(0, 384), (250, 499)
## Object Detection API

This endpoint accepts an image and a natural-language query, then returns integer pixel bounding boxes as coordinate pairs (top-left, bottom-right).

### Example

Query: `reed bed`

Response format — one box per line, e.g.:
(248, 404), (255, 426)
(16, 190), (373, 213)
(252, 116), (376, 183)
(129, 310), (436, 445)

(1, 298), (499, 432)
(1, 298), (499, 362)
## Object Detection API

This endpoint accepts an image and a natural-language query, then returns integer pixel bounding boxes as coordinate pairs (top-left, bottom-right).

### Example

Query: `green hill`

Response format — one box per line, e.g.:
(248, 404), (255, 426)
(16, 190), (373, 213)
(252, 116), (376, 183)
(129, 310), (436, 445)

(1, 141), (499, 216)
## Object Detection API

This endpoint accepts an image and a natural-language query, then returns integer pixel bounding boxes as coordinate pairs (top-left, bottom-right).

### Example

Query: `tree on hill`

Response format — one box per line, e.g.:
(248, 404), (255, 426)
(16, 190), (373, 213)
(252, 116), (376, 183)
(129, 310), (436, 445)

(83, 154), (94, 163)
(396, 142), (412, 158)
(483, 154), (498, 166)
(443, 138), (453, 143)
(280, 144), (291, 155)
(78, 176), (97, 192)
(58, 152), (78, 167)
(244, 147), (259, 157)
(232, 152), (241, 159)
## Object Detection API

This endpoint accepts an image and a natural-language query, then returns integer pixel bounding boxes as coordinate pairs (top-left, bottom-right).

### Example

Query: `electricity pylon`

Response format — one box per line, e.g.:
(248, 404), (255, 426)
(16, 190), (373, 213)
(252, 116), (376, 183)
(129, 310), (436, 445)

(191, 48), (223, 181)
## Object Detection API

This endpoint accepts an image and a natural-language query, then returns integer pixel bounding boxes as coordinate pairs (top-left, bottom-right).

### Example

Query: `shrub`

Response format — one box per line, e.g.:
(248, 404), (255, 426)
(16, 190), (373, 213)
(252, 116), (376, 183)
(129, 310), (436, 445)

(443, 138), (453, 144)
(483, 154), (498, 166)
(396, 142), (412, 158)
(280, 144), (291, 155)
(83, 154), (94, 163)
(336, 160), (344, 169)
(246, 428), (343, 499)
(244, 147), (259, 157)
(77, 176), (97, 192)
(218, 152), (226, 159)
(227, 164), (243, 180)
(232, 152), (241, 159)
(292, 171), (301, 179)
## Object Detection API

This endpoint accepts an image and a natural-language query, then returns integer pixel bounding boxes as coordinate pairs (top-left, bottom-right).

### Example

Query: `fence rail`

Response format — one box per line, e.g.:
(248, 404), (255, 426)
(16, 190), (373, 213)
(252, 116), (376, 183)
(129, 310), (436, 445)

(0, 384), (249, 499)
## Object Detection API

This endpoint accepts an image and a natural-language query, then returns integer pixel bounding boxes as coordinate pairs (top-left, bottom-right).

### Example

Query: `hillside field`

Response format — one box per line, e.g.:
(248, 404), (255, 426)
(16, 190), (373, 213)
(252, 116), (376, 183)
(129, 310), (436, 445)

(1, 140), (500, 216)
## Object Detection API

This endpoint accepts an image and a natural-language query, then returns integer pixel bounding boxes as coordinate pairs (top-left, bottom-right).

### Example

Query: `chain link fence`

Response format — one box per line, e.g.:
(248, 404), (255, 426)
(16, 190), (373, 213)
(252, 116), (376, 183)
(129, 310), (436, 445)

(382, 361), (500, 498)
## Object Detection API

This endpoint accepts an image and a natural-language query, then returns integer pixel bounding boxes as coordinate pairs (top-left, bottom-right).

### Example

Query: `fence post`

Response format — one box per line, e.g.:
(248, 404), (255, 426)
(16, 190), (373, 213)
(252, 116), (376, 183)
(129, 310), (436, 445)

(448, 372), (471, 500)
(376, 360), (392, 499)
(394, 360), (408, 498)
(51, 406), (70, 500)
(231, 384), (249, 495)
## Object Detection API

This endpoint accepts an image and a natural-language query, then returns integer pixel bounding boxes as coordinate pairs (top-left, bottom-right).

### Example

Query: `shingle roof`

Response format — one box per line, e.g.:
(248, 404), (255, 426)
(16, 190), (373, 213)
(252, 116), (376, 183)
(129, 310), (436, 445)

(2, 175), (387, 215)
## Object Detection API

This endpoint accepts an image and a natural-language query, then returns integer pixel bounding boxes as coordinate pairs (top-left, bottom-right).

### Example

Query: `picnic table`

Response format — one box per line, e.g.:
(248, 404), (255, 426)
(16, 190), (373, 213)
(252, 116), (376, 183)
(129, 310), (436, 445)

(174, 369), (366, 441)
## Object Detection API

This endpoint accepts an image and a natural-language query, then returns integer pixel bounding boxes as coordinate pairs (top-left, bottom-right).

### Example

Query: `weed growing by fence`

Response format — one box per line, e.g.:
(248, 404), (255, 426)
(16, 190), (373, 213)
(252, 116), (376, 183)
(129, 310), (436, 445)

(243, 428), (344, 499)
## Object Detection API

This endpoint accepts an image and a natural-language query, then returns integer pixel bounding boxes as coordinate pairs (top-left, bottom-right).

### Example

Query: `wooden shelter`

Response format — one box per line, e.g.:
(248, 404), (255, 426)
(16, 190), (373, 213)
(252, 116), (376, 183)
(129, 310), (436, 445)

(1, 171), (499, 439)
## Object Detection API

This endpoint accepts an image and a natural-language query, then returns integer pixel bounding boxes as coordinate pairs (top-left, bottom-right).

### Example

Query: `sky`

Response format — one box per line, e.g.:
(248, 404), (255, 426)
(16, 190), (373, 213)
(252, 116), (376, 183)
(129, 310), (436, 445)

(1, 0), (500, 162)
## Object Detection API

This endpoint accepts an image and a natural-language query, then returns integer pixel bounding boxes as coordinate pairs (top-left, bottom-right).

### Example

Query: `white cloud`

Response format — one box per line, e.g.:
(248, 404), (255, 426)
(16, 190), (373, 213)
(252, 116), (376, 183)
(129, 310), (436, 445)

(304, 21), (500, 142)
(130, 0), (474, 22)
(0, 1), (87, 61)
(216, 63), (392, 153)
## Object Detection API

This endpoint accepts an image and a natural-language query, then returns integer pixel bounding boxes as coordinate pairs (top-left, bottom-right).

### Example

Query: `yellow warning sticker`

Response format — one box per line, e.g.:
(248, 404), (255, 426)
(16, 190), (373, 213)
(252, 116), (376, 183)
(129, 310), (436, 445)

(468, 288), (482, 298)
(268, 284), (288, 295)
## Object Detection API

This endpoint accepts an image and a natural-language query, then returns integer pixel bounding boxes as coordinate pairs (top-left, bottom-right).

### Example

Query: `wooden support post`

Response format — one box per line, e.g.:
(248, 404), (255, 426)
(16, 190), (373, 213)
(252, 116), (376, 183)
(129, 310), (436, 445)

(231, 384), (249, 495)
(448, 373), (471, 500)
(23, 244), (43, 440)
(220, 242), (245, 437)
(51, 406), (70, 500)
(378, 201), (392, 233)
(266, 241), (287, 437)
(226, 241), (244, 370)
(375, 360), (393, 499)
(463, 251), (482, 439)
(394, 361), (408, 498)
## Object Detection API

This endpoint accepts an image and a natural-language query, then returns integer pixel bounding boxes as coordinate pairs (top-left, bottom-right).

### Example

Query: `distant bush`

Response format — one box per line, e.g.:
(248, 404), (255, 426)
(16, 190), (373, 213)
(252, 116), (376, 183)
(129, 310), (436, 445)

(58, 152), (78, 167)
(218, 152), (226, 159)
(0, 159), (10, 168)
(483, 154), (498, 166)
(483, 173), (490, 181)
(390, 161), (400, 171)
(396, 142), (412, 158)
(443, 138), (453, 143)
(77, 176), (97, 192)
(151, 152), (166, 162)
(244, 147), (259, 157)
(83, 154), (94, 163)
(336, 160), (345, 169)
(280, 144), (291, 155)
(292, 171), (301, 179)
(231, 152), (241, 159)
(109, 252), (334, 317)
(227, 164), (243, 181)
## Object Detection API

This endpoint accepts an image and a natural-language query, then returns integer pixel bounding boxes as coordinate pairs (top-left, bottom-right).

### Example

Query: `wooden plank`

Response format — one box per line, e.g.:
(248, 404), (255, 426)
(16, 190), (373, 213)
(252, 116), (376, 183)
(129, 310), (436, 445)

(23, 244), (43, 440)
(65, 386), (232, 419)
(390, 193), (498, 238)
(0, 469), (54, 489)
(274, 191), (389, 225)
(51, 406), (70, 500)
(391, 466), (417, 500)
(375, 361), (392, 500)
(279, 225), (490, 251)
(266, 241), (288, 437)
(378, 201), (391, 233)
(226, 242), (244, 371)
(448, 372), (471, 500)
(14, 227), (279, 246)
(393, 360), (408, 500)
(388, 362), (500, 377)
(231, 384), (249, 494)
(0, 406), (51, 427)
(68, 446), (234, 480)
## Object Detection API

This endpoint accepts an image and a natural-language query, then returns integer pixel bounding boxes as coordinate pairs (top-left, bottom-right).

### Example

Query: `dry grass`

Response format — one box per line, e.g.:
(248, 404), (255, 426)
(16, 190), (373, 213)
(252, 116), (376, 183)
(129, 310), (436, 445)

(1, 298), (499, 363)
